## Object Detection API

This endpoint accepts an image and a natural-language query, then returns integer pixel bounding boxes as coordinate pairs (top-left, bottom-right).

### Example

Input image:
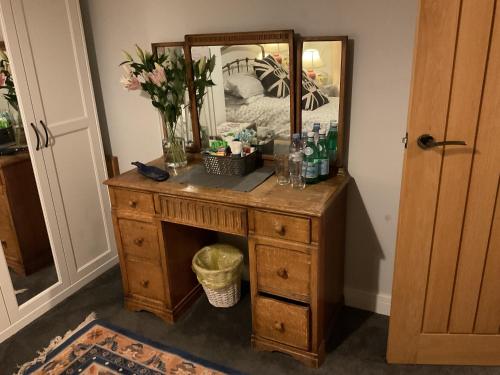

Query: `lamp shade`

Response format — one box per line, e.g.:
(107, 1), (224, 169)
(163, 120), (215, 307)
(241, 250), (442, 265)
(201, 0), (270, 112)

(302, 49), (324, 69)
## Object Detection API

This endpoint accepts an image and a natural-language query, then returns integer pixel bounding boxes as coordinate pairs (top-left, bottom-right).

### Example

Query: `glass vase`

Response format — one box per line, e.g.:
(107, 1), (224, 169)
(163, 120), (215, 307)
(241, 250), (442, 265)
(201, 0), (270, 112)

(13, 112), (26, 146)
(162, 136), (187, 168)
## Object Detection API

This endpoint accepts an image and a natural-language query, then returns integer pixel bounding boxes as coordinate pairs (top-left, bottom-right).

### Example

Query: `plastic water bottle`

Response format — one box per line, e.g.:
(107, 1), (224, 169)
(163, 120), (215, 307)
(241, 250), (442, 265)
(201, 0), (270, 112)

(303, 132), (320, 184)
(318, 129), (329, 181)
(289, 133), (305, 189)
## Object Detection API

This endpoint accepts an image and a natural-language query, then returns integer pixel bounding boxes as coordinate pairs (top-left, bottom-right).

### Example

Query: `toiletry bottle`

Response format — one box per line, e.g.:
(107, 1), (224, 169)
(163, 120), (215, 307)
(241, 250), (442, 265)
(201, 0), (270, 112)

(303, 131), (319, 184)
(318, 129), (329, 181)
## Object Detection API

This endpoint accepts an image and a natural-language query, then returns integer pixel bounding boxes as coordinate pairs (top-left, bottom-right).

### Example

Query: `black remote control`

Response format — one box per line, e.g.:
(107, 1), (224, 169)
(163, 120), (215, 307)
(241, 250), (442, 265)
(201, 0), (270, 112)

(131, 161), (170, 182)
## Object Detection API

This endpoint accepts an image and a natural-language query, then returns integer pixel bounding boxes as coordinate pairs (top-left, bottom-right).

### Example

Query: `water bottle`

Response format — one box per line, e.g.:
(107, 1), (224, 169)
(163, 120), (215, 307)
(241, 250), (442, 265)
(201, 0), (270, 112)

(303, 132), (320, 184)
(318, 129), (329, 181)
(327, 120), (338, 167)
(289, 133), (305, 189)
(312, 122), (321, 144)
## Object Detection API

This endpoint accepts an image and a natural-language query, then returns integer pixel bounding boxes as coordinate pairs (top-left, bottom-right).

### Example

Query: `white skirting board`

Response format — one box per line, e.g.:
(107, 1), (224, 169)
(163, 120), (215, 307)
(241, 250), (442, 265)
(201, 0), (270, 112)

(344, 287), (391, 316)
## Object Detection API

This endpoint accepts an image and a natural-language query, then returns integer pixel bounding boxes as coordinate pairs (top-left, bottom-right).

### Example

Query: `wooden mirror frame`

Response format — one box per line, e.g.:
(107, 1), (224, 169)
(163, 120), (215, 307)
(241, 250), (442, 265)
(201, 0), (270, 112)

(296, 35), (348, 168)
(185, 30), (295, 154)
(151, 41), (199, 154)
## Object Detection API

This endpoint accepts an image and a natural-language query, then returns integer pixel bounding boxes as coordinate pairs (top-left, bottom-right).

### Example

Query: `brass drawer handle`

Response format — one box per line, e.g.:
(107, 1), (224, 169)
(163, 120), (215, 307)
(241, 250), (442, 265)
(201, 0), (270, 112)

(128, 200), (137, 208)
(277, 267), (288, 279)
(273, 321), (285, 332)
(274, 222), (285, 236)
(140, 280), (149, 288)
(133, 238), (144, 246)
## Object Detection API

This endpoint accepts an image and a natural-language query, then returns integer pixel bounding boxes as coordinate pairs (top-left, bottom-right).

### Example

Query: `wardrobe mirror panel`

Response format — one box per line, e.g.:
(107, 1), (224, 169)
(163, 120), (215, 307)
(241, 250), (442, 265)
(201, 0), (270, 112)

(151, 42), (194, 149)
(187, 31), (295, 155)
(298, 37), (347, 166)
(0, 41), (59, 306)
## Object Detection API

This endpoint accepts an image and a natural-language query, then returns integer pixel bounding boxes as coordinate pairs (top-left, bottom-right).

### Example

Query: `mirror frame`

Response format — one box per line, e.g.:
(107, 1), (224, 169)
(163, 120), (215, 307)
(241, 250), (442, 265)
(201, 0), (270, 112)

(296, 35), (348, 169)
(151, 41), (199, 154)
(185, 30), (295, 154)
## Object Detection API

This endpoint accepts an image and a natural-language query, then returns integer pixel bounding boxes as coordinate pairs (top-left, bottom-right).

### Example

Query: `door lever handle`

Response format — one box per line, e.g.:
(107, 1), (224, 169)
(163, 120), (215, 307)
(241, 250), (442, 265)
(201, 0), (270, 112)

(417, 134), (466, 149)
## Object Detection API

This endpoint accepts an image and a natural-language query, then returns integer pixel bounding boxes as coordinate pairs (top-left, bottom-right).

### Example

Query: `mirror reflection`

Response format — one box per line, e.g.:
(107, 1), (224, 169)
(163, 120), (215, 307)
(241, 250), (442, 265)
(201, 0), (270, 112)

(153, 44), (194, 148)
(191, 43), (291, 155)
(301, 40), (342, 134)
(0, 41), (58, 306)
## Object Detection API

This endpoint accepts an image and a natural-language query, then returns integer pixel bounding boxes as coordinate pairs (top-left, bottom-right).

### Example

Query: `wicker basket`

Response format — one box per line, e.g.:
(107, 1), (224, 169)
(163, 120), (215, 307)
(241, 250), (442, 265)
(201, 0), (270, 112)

(201, 280), (241, 308)
(192, 244), (243, 308)
(202, 151), (260, 176)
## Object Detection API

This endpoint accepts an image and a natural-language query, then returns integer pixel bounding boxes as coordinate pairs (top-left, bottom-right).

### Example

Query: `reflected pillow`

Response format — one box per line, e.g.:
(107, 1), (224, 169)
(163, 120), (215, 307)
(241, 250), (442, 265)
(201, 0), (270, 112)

(302, 71), (329, 110)
(253, 55), (290, 98)
(225, 73), (264, 99)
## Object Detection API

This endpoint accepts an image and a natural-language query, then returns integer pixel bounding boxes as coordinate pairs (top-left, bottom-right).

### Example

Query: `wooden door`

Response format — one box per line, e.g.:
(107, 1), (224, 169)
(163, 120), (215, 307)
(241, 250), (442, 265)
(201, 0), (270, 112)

(10, 0), (116, 283)
(388, 0), (500, 365)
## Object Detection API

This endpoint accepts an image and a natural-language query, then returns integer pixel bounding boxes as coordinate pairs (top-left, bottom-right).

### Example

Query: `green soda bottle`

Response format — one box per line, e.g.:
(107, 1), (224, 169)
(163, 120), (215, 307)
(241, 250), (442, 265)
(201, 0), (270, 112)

(327, 120), (338, 167)
(303, 131), (319, 184)
(318, 129), (329, 180)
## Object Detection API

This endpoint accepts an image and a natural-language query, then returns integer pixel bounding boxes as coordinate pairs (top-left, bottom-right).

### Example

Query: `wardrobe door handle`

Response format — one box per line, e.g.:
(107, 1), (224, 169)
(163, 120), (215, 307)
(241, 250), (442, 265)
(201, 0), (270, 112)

(40, 120), (49, 148)
(30, 123), (40, 151)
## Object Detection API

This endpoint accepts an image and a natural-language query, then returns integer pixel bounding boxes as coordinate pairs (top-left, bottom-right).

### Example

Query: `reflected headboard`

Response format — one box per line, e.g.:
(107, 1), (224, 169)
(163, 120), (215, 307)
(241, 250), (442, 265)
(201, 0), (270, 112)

(221, 44), (265, 76)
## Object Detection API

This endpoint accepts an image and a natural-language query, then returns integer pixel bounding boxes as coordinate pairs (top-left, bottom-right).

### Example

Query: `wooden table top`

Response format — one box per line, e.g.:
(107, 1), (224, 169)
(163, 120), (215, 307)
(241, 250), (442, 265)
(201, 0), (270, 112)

(0, 151), (30, 168)
(105, 158), (350, 217)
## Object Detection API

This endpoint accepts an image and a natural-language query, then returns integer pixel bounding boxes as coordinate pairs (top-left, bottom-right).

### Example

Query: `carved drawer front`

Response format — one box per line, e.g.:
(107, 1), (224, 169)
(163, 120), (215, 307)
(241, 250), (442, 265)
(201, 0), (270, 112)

(125, 259), (165, 302)
(160, 195), (247, 236)
(254, 296), (310, 351)
(118, 218), (159, 260)
(253, 210), (310, 244)
(256, 244), (311, 302)
(113, 189), (155, 215)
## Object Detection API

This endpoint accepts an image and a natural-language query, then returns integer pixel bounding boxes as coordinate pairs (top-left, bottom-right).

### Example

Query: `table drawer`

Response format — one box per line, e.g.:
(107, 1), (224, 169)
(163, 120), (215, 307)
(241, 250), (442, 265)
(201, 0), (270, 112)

(252, 210), (310, 244)
(160, 195), (247, 236)
(254, 296), (310, 350)
(113, 188), (155, 215)
(118, 218), (159, 260)
(125, 259), (165, 302)
(256, 244), (311, 302)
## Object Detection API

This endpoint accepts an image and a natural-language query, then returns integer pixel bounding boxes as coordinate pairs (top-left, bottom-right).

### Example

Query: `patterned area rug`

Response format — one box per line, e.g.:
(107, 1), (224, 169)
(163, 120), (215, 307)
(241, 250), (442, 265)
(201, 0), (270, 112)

(16, 313), (241, 375)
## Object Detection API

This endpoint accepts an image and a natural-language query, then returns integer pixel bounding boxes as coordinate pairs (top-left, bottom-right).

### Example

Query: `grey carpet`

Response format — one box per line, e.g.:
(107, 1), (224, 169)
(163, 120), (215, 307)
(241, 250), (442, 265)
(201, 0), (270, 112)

(1, 266), (499, 375)
(9, 263), (58, 305)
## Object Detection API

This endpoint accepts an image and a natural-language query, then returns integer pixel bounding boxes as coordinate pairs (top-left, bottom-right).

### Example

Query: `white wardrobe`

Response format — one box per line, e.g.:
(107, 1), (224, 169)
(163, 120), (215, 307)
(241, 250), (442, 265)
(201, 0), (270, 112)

(0, 0), (116, 341)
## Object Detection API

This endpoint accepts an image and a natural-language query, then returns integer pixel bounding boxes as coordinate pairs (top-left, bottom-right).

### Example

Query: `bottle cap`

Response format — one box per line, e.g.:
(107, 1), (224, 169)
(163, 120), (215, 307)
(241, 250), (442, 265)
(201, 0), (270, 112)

(307, 131), (315, 138)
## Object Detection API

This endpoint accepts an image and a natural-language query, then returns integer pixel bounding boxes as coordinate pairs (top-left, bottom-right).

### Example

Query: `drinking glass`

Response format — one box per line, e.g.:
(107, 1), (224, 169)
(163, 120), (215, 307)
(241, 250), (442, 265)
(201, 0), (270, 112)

(274, 154), (290, 185)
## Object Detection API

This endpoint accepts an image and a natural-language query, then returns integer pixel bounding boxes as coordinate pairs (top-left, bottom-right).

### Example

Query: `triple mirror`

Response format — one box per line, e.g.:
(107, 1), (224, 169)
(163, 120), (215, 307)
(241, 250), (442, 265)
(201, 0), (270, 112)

(152, 31), (347, 163)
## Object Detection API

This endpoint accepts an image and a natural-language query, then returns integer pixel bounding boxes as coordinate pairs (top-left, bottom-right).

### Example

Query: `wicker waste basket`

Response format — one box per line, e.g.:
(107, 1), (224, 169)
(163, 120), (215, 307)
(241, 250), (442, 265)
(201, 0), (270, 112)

(192, 244), (243, 308)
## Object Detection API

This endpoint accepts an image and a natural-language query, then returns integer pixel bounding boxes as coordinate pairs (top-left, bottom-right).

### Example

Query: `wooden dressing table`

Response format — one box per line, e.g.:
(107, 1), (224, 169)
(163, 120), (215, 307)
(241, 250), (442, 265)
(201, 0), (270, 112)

(105, 158), (349, 367)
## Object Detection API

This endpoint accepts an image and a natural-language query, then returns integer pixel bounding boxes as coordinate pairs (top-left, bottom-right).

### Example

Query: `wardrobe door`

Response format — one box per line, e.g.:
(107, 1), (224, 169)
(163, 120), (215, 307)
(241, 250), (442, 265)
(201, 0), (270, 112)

(10, 0), (116, 283)
(0, 0), (71, 327)
(0, 287), (9, 331)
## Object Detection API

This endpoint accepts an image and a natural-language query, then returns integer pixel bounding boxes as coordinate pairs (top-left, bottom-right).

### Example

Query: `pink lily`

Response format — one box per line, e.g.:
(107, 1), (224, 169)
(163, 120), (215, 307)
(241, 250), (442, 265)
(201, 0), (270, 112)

(147, 63), (167, 87)
(120, 65), (141, 90)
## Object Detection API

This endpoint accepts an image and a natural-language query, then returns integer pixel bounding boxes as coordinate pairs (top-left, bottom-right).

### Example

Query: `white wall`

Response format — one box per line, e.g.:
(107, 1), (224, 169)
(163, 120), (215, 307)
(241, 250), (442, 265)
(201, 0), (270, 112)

(81, 0), (418, 315)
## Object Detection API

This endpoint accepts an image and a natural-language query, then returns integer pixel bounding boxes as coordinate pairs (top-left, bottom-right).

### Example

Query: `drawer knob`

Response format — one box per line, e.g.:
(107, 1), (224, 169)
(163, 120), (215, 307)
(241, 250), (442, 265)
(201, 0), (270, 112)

(133, 238), (144, 246)
(273, 321), (285, 332)
(274, 222), (285, 236)
(277, 267), (288, 279)
(128, 200), (137, 208)
(140, 280), (149, 288)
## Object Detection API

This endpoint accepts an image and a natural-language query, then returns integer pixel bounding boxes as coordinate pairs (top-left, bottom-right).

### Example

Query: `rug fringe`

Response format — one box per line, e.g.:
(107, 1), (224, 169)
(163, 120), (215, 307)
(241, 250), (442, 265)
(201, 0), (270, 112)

(14, 312), (97, 375)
